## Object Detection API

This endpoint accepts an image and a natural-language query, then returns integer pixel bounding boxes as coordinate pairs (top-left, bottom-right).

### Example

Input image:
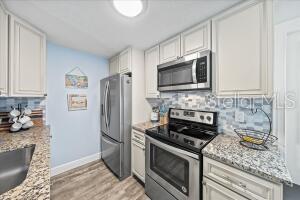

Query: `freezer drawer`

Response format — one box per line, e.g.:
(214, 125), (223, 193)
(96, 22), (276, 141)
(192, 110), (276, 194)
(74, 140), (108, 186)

(101, 133), (123, 178)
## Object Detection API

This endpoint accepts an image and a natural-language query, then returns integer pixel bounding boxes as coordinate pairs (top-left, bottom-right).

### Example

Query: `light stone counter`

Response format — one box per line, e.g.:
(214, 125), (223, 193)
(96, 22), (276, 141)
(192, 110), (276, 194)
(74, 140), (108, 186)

(132, 121), (166, 133)
(202, 134), (292, 186)
(0, 126), (50, 200)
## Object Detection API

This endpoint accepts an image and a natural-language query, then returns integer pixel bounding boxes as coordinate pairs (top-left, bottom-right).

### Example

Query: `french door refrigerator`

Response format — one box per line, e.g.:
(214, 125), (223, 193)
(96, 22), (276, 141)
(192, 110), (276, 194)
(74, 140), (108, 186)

(100, 73), (132, 180)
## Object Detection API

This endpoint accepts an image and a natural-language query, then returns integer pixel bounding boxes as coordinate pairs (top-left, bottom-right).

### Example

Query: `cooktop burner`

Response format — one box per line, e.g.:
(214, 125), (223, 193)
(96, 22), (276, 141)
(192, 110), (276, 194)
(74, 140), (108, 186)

(146, 108), (218, 153)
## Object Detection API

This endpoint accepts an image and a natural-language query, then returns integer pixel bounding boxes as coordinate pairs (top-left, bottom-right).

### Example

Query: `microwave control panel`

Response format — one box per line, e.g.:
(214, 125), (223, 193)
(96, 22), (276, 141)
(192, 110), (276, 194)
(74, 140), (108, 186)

(196, 56), (207, 83)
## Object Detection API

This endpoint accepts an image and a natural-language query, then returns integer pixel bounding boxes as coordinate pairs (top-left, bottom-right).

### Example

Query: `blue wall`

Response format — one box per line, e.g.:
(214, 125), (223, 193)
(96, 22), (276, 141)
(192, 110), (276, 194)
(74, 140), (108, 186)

(46, 42), (108, 168)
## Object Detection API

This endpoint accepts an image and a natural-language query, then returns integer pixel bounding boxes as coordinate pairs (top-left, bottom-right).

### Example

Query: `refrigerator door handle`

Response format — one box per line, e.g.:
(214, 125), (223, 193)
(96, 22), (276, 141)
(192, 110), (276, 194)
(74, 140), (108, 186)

(104, 81), (109, 129)
(107, 82), (111, 126)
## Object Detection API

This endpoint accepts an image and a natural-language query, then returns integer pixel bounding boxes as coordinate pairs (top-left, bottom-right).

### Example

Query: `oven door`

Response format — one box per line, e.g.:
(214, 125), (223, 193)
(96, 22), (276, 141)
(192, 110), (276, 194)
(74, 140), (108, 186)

(145, 135), (200, 200)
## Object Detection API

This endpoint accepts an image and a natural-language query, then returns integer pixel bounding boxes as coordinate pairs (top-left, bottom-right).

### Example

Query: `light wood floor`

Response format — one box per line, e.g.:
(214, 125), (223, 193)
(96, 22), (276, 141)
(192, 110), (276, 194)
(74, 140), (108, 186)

(51, 160), (149, 200)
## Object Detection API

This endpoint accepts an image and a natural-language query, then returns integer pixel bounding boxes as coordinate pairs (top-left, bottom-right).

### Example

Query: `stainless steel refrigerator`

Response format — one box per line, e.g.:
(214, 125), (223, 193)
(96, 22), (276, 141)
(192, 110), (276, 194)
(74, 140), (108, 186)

(100, 73), (132, 180)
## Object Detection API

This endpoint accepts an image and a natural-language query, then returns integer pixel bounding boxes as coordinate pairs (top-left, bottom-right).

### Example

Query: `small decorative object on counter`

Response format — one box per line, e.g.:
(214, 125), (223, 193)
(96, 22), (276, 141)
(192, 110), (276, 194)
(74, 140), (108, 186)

(151, 106), (160, 122)
(159, 104), (169, 124)
(234, 108), (277, 151)
(8, 104), (34, 133)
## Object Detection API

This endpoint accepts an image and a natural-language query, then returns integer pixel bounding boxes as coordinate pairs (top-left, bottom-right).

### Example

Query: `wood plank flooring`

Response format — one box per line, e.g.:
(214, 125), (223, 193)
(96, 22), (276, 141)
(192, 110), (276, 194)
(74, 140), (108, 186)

(51, 161), (149, 200)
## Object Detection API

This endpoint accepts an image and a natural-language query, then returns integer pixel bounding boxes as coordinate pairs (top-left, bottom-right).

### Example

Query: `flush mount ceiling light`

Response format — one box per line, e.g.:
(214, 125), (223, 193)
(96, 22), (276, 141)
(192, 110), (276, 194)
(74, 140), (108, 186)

(113, 0), (145, 18)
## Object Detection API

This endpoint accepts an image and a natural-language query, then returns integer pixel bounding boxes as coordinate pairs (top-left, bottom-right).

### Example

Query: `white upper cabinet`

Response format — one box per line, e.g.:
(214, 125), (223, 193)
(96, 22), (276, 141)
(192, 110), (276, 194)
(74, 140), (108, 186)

(0, 5), (8, 96)
(9, 15), (46, 97)
(181, 20), (211, 56)
(109, 55), (119, 75)
(159, 35), (180, 64)
(119, 48), (132, 74)
(212, 0), (272, 97)
(145, 45), (160, 98)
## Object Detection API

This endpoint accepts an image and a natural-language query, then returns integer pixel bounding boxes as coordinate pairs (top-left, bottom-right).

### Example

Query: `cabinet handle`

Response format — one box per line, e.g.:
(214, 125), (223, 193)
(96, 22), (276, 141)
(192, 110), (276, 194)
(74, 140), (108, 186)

(44, 93), (47, 97)
(222, 175), (231, 182)
(222, 175), (247, 190)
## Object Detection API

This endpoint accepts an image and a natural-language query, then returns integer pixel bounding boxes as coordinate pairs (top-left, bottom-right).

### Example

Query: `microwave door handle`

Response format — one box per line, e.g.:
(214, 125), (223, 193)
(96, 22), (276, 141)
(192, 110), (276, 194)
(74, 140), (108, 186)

(192, 59), (197, 83)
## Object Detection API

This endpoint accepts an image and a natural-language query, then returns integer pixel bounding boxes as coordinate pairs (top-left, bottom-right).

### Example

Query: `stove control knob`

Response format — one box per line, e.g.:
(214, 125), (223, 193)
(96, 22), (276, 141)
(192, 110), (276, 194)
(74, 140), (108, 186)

(175, 135), (179, 139)
(171, 112), (175, 115)
(206, 116), (212, 122)
(175, 112), (179, 116)
(200, 115), (205, 120)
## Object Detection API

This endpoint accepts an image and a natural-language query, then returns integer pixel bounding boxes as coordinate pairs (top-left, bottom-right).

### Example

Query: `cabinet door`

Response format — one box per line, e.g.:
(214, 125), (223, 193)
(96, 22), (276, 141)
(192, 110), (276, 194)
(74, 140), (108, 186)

(119, 48), (131, 74)
(0, 5), (8, 96)
(212, 0), (272, 96)
(109, 56), (119, 75)
(159, 35), (180, 64)
(145, 45), (160, 98)
(203, 177), (248, 200)
(9, 15), (46, 97)
(132, 140), (145, 183)
(181, 21), (211, 56)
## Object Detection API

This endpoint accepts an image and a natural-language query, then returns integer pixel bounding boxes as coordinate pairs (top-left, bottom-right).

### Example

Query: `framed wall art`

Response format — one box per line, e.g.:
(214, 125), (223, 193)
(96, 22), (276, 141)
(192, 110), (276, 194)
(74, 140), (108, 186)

(67, 94), (87, 111)
(65, 67), (88, 89)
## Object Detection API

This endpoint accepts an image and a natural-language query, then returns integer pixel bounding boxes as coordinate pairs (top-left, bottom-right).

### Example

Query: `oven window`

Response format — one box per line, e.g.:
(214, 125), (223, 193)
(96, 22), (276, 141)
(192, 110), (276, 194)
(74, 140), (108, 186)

(150, 144), (189, 195)
(158, 61), (194, 87)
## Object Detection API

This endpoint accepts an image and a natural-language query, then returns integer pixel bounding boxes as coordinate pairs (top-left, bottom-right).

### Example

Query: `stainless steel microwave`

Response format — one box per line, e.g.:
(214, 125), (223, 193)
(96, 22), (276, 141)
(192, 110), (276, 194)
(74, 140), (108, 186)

(157, 50), (211, 91)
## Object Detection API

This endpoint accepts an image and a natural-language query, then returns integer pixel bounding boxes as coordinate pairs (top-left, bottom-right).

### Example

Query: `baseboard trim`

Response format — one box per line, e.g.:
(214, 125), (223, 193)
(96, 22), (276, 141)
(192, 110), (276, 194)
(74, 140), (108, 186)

(51, 152), (101, 177)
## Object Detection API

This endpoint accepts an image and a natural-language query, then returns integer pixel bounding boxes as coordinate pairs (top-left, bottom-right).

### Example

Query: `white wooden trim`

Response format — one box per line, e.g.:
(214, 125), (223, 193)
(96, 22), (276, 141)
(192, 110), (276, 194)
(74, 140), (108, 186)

(51, 152), (101, 177)
(273, 17), (300, 185)
(273, 17), (300, 149)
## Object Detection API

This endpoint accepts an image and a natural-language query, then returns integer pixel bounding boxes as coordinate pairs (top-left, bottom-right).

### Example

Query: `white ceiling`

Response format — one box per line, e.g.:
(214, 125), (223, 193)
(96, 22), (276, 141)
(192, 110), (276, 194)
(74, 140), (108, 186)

(3, 0), (241, 58)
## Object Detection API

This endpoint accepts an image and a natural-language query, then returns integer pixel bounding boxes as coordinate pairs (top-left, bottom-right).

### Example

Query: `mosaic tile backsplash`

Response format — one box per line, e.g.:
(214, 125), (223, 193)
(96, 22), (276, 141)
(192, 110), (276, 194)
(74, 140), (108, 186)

(148, 92), (273, 134)
(0, 97), (46, 122)
(0, 97), (46, 112)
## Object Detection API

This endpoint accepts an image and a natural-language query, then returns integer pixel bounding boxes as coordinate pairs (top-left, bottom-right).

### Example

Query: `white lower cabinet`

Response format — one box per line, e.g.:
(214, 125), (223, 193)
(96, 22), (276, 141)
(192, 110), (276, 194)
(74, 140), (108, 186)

(203, 157), (283, 200)
(203, 177), (248, 200)
(131, 129), (145, 183)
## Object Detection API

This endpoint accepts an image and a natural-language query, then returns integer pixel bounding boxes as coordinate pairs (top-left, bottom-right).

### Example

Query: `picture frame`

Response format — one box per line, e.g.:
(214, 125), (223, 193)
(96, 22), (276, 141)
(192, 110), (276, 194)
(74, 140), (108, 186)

(67, 94), (88, 111)
(65, 67), (88, 89)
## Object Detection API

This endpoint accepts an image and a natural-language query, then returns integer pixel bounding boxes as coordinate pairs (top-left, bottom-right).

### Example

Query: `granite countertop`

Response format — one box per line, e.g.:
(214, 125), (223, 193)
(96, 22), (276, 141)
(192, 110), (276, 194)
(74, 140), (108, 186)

(202, 134), (293, 186)
(132, 121), (166, 133)
(0, 126), (51, 200)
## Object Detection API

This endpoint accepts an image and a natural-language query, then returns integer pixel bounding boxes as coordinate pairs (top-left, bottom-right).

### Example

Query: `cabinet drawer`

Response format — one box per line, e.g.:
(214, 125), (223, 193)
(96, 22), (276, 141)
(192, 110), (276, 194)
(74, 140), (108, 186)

(203, 157), (283, 200)
(203, 177), (248, 200)
(132, 129), (145, 145)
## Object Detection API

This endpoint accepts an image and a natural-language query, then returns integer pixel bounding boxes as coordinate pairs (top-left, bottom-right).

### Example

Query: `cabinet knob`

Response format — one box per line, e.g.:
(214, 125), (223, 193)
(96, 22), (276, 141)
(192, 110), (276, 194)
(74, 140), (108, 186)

(44, 93), (47, 97)
(203, 181), (206, 186)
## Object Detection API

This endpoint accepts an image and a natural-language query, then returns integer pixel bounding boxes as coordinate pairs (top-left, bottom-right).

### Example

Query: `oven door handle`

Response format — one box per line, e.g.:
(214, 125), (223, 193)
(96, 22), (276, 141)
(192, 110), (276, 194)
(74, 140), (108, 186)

(192, 59), (197, 84)
(145, 135), (199, 160)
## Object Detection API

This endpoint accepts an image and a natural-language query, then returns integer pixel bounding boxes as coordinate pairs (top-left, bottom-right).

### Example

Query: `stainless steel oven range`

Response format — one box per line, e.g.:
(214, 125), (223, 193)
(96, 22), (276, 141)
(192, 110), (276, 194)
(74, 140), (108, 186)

(145, 108), (218, 200)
